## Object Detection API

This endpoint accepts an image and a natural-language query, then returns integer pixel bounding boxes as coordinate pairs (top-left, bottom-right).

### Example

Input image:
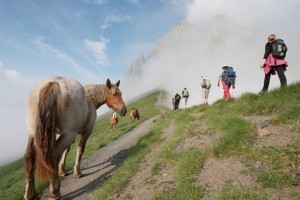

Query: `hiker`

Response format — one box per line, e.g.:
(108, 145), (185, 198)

(201, 75), (211, 104)
(172, 97), (176, 110)
(217, 63), (236, 99)
(260, 34), (288, 92)
(174, 93), (181, 110)
(181, 88), (189, 108)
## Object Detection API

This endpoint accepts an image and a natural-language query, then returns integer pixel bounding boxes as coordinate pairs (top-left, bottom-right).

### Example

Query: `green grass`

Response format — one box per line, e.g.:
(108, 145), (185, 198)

(202, 83), (300, 191)
(91, 83), (300, 199)
(247, 146), (300, 188)
(216, 186), (267, 200)
(0, 91), (161, 200)
(234, 82), (300, 131)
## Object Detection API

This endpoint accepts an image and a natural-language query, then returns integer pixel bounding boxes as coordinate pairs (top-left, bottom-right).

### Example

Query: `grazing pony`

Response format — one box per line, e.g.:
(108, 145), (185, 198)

(24, 76), (127, 200)
(110, 111), (118, 130)
(130, 108), (140, 123)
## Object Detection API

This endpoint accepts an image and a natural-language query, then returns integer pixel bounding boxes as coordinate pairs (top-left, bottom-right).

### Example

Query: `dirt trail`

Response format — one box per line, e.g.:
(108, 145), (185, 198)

(112, 122), (176, 200)
(41, 115), (160, 200)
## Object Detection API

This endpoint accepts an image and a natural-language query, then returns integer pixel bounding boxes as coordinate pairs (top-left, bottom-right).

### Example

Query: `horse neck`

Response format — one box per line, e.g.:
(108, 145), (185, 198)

(84, 84), (107, 109)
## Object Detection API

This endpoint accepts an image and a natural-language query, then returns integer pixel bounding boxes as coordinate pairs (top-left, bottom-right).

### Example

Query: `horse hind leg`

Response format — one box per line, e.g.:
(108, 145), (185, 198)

(24, 136), (39, 200)
(58, 147), (70, 177)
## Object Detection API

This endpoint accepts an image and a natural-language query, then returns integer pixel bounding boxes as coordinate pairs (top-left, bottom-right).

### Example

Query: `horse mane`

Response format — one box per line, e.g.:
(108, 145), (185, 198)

(84, 84), (107, 108)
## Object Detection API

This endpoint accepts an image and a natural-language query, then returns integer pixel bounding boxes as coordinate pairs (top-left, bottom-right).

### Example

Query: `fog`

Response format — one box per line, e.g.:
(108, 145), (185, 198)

(122, 0), (300, 109)
(0, 66), (34, 165)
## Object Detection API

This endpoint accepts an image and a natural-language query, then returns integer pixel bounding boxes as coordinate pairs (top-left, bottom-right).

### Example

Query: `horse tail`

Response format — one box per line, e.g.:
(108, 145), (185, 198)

(34, 81), (61, 183)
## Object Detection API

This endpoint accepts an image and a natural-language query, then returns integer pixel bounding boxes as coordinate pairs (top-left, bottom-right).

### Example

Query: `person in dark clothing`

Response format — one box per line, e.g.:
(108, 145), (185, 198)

(174, 93), (181, 110)
(260, 34), (287, 92)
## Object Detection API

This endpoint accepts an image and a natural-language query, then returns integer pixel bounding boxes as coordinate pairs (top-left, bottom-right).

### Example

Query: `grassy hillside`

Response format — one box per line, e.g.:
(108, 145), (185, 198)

(91, 82), (300, 200)
(0, 91), (161, 200)
(1, 82), (299, 200)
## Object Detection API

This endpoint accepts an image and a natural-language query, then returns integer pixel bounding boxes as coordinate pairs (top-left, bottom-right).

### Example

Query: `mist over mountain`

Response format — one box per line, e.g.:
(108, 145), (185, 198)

(126, 54), (146, 78)
(122, 1), (300, 108)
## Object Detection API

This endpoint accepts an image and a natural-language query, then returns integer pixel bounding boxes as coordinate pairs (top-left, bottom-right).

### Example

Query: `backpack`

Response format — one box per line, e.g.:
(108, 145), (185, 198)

(202, 79), (211, 89)
(182, 89), (189, 98)
(271, 39), (287, 59)
(222, 66), (236, 85)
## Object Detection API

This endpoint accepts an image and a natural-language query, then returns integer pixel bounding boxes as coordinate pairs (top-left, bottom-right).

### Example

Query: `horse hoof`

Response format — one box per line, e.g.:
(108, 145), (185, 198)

(24, 190), (39, 200)
(58, 171), (66, 177)
(48, 194), (61, 200)
(73, 173), (82, 178)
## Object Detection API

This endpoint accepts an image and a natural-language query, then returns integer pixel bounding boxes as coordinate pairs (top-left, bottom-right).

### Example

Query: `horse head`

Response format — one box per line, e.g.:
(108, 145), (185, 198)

(106, 79), (127, 116)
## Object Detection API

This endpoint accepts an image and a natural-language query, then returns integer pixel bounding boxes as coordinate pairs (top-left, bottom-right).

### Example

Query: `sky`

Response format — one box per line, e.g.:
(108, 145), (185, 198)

(1, 0), (300, 166)
(0, 0), (186, 165)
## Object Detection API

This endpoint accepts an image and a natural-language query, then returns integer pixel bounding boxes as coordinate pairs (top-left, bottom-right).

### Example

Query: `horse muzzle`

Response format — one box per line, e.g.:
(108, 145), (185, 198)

(118, 108), (127, 116)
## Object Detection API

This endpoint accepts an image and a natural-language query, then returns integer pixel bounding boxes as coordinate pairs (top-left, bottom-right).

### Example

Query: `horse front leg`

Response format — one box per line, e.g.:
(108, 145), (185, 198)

(58, 147), (70, 177)
(73, 131), (92, 178)
(24, 136), (39, 200)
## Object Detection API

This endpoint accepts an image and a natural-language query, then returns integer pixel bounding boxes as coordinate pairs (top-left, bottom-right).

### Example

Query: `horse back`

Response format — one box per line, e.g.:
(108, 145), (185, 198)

(26, 76), (91, 136)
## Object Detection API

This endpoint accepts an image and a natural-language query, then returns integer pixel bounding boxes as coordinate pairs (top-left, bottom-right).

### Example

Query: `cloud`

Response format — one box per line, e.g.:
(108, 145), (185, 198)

(84, 0), (108, 5)
(83, 37), (109, 66)
(0, 64), (35, 165)
(100, 14), (132, 30)
(0, 63), (19, 79)
(126, 0), (139, 5)
(33, 38), (98, 79)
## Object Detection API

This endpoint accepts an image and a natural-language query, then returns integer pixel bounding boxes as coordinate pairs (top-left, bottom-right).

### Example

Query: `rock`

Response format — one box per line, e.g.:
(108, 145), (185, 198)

(257, 118), (270, 129)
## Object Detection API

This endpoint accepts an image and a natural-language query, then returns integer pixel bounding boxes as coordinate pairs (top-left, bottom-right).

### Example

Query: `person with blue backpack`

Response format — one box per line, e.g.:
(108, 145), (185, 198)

(217, 63), (236, 99)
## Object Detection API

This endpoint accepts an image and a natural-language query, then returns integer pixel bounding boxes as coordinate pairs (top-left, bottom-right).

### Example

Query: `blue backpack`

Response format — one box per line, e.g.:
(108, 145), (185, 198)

(222, 67), (236, 85)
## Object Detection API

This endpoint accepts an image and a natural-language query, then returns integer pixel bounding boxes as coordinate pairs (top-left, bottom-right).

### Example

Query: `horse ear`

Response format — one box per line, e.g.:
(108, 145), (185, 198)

(116, 80), (120, 87)
(106, 79), (112, 89)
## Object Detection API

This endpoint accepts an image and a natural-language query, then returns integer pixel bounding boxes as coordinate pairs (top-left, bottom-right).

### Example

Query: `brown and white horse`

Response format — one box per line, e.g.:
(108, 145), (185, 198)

(24, 76), (127, 200)
(130, 108), (140, 123)
(110, 111), (118, 130)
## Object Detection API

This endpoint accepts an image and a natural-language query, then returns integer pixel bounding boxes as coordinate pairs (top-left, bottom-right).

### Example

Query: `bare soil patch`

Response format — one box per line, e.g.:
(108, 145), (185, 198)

(176, 127), (220, 154)
(197, 157), (257, 197)
(112, 122), (176, 200)
(243, 115), (299, 148)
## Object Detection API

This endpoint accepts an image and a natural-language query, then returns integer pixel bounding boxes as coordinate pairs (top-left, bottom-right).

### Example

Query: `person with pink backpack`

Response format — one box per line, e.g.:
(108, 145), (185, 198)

(260, 34), (288, 92)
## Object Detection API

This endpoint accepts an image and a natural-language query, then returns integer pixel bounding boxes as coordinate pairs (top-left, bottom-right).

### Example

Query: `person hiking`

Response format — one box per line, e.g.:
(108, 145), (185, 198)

(181, 88), (189, 108)
(217, 63), (236, 99)
(172, 97), (176, 110)
(174, 93), (181, 110)
(260, 34), (288, 92)
(201, 75), (211, 104)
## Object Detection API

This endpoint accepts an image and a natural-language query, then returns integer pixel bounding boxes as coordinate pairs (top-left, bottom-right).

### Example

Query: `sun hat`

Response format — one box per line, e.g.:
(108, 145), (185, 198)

(222, 63), (228, 68)
(201, 75), (207, 79)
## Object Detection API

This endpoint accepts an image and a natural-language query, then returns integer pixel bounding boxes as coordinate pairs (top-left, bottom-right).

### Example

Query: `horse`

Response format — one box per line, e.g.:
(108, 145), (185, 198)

(130, 108), (140, 123)
(24, 76), (127, 200)
(110, 111), (118, 130)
